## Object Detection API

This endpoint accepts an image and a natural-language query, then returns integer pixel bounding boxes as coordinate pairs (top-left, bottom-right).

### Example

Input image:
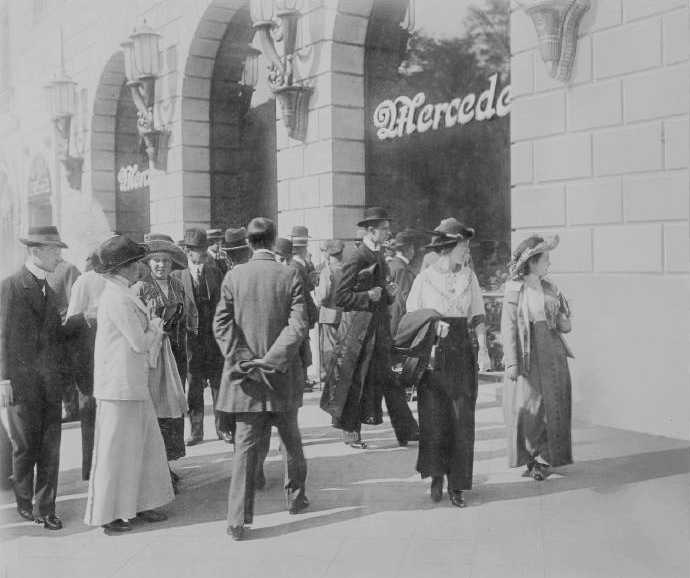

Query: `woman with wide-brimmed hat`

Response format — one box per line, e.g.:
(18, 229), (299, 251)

(138, 235), (196, 492)
(401, 218), (491, 507)
(501, 234), (574, 481)
(84, 235), (173, 533)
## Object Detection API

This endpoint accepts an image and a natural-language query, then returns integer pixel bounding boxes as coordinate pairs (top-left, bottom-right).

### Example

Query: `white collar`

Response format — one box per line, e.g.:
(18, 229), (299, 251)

(362, 236), (380, 253)
(395, 252), (410, 266)
(25, 259), (47, 281)
(188, 261), (204, 273)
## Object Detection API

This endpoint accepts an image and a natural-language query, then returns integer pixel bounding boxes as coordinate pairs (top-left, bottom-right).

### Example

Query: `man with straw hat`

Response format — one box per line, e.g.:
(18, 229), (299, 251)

(0, 226), (69, 529)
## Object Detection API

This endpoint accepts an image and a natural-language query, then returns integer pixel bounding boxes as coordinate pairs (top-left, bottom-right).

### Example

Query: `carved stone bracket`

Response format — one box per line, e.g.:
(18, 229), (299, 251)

(517, 0), (591, 82)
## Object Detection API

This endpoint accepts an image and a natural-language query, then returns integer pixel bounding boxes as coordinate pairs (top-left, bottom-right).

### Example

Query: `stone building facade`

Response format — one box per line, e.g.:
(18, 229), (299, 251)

(0, 0), (687, 439)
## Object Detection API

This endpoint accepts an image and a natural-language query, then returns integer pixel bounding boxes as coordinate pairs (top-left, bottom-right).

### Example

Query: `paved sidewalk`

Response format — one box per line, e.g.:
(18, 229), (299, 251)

(1, 384), (689, 578)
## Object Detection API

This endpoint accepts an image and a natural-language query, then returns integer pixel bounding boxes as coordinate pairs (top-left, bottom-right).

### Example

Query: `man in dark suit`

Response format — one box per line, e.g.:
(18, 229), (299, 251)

(173, 228), (227, 445)
(321, 207), (418, 448)
(388, 230), (419, 337)
(214, 218), (309, 541)
(0, 226), (68, 530)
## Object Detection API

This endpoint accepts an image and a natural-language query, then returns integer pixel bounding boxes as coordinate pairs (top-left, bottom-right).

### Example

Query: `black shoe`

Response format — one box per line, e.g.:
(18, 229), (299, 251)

(36, 514), (63, 530)
(227, 525), (245, 541)
(103, 519), (132, 533)
(430, 477), (443, 503)
(531, 463), (546, 481)
(17, 505), (34, 522)
(255, 469), (266, 490)
(220, 431), (234, 445)
(288, 494), (310, 515)
(449, 490), (466, 508)
(185, 436), (203, 447)
(137, 509), (168, 523)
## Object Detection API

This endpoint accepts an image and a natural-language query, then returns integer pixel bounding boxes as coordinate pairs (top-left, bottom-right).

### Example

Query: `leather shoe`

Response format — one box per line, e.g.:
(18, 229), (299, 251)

(185, 436), (203, 447)
(137, 509), (167, 523)
(220, 431), (234, 445)
(17, 505), (34, 522)
(288, 494), (310, 515)
(430, 476), (443, 503)
(449, 490), (466, 508)
(255, 469), (266, 490)
(227, 525), (245, 541)
(36, 514), (63, 530)
(103, 519), (132, 533)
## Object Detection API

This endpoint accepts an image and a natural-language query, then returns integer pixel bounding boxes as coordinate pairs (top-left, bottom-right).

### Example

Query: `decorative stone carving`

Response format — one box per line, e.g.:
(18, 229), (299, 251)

(517, 0), (591, 82)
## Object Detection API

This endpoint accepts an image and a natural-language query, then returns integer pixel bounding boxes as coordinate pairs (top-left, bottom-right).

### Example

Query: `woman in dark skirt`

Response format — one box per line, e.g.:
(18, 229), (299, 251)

(138, 237), (195, 491)
(501, 234), (574, 481)
(404, 218), (491, 507)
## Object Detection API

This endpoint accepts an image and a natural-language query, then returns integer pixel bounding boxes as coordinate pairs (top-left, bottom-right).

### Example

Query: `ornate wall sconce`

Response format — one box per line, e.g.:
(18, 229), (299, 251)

(236, 47), (261, 119)
(518, 0), (590, 82)
(121, 22), (162, 166)
(250, 0), (312, 141)
(46, 66), (83, 190)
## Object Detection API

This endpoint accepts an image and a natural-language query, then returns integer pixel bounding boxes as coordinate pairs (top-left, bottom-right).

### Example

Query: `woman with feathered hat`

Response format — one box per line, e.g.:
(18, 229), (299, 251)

(501, 234), (574, 481)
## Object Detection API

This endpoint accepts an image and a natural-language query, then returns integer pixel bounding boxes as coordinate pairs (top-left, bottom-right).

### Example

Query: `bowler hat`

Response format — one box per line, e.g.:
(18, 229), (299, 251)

(224, 227), (248, 251)
(423, 218), (475, 250)
(206, 228), (224, 241)
(95, 235), (147, 274)
(182, 228), (210, 249)
(357, 206), (391, 228)
(274, 237), (293, 258)
(325, 239), (345, 256)
(144, 239), (188, 271)
(289, 225), (310, 247)
(19, 226), (68, 248)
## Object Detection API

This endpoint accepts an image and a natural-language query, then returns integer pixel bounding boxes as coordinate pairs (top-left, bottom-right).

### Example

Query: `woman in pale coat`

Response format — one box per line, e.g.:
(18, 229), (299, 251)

(501, 234), (574, 481)
(84, 235), (174, 533)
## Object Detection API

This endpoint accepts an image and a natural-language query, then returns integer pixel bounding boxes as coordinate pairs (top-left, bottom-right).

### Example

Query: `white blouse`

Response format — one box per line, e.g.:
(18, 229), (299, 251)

(406, 257), (485, 319)
(524, 282), (547, 322)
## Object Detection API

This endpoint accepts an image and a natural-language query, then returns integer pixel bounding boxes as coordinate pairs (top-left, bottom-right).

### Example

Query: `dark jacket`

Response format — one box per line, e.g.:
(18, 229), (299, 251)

(387, 255), (416, 336)
(290, 258), (318, 329)
(0, 267), (65, 404)
(335, 243), (394, 314)
(214, 252), (308, 413)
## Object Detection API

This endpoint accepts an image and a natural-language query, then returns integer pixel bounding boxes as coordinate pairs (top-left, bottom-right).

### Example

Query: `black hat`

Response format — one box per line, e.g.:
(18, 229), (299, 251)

(424, 218), (475, 250)
(357, 206), (391, 228)
(274, 237), (293, 258)
(289, 225), (310, 247)
(182, 228), (210, 249)
(95, 235), (147, 274)
(19, 226), (68, 248)
(224, 227), (248, 250)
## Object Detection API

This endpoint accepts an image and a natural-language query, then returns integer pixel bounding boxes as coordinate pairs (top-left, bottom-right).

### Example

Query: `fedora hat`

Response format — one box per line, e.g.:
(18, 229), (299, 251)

(325, 239), (345, 256)
(206, 228), (224, 241)
(357, 206), (391, 228)
(224, 227), (248, 251)
(274, 237), (293, 258)
(181, 228), (210, 249)
(144, 239), (188, 271)
(423, 218), (475, 250)
(509, 234), (560, 279)
(95, 235), (147, 274)
(19, 226), (68, 248)
(289, 225), (310, 247)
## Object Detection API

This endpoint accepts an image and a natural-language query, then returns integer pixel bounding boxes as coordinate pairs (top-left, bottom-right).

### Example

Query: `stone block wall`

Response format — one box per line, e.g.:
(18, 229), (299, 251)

(510, 0), (689, 439)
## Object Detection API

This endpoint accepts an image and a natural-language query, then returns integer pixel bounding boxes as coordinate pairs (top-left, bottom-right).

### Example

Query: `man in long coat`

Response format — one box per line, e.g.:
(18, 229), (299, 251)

(321, 208), (419, 448)
(0, 226), (68, 530)
(214, 218), (309, 540)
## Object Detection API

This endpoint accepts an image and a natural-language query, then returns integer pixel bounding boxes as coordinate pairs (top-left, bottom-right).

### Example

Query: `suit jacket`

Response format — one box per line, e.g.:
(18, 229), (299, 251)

(0, 267), (65, 404)
(387, 255), (416, 336)
(214, 252), (308, 413)
(335, 243), (394, 315)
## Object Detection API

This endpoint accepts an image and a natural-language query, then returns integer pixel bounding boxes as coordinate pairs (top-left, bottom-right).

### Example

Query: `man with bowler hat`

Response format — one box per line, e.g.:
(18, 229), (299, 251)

(214, 217), (309, 540)
(224, 226), (252, 269)
(207, 229), (230, 277)
(321, 208), (419, 448)
(0, 226), (68, 529)
(173, 228), (228, 445)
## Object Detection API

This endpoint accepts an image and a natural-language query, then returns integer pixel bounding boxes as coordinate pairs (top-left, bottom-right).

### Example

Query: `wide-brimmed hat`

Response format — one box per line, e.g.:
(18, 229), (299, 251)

(144, 239), (188, 270)
(289, 225), (310, 247)
(274, 237), (293, 258)
(509, 234), (560, 278)
(206, 228), (224, 241)
(181, 228), (210, 249)
(357, 206), (392, 228)
(144, 233), (175, 244)
(423, 218), (475, 250)
(224, 227), (248, 251)
(95, 235), (147, 274)
(325, 239), (345, 256)
(19, 226), (68, 248)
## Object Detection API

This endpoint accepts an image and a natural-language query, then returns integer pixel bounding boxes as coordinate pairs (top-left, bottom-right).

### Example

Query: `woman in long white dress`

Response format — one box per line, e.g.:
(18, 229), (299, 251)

(84, 235), (174, 533)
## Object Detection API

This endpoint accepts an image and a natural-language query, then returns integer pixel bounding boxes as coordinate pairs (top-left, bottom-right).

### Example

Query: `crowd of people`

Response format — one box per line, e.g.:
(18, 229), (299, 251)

(0, 206), (575, 540)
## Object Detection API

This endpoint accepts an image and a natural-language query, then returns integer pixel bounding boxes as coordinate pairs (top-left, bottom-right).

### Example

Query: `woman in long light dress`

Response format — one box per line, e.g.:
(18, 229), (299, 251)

(501, 234), (574, 481)
(84, 235), (174, 533)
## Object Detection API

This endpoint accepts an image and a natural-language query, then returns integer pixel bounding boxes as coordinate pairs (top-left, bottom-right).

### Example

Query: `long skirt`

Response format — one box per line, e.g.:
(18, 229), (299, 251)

(84, 399), (174, 526)
(503, 321), (573, 468)
(416, 318), (477, 491)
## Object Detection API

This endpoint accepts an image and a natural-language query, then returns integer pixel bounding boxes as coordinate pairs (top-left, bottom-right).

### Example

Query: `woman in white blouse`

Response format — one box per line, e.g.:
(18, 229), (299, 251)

(500, 235), (573, 481)
(405, 218), (491, 507)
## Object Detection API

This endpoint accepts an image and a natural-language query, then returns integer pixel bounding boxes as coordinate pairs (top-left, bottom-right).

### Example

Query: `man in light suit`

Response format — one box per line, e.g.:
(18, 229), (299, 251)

(0, 226), (67, 530)
(214, 217), (309, 541)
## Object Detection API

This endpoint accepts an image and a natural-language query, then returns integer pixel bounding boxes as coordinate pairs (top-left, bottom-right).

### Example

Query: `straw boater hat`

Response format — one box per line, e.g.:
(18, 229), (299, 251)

(224, 227), (248, 251)
(509, 234), (560, 279)
(144, 238), (188, 271)
(289, 225), (310, 247)
(181, 228), (210, 249)
(274, 237), (293, 258)
(357, 206), (391, 228)
(95, 235), (147, 274)
(19, 226), (68, 248)
(423, 218), (475, 250)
